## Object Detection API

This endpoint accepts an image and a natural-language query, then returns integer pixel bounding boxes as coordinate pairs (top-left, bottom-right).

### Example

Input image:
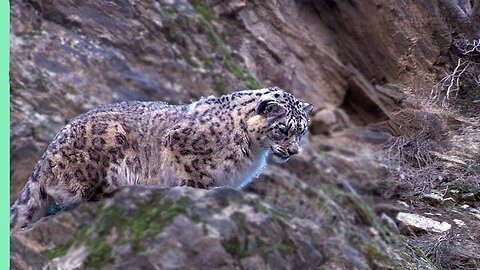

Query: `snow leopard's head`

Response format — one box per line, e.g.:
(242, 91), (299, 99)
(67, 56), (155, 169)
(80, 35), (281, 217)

(248, 87), (313, 163)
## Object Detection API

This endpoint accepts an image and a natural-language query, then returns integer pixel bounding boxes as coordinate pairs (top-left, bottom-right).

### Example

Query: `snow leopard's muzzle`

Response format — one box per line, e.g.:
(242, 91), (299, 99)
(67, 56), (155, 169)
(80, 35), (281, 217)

(271, 143), (299, 163)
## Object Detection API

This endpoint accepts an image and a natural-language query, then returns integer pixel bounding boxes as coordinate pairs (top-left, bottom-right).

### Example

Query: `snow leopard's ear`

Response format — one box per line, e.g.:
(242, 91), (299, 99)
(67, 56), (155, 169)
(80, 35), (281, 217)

(303, 103), (313, 115)
(256, 100), (286, 118)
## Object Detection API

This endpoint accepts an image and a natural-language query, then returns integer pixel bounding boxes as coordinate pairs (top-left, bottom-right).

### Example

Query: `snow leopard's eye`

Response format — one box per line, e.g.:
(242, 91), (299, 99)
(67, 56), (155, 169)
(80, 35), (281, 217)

(272, 123), (288, 140)
(297, 119), (308, 137)
(277, 123), (289, 135)
(299, 127), (307, 137)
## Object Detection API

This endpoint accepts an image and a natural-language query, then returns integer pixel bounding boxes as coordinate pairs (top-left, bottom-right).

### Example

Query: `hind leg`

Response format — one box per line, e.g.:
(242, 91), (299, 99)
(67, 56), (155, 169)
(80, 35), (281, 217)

(44, 149), (123, 208)
(45, 177), (116, 209)
(10, 181), (49, 232)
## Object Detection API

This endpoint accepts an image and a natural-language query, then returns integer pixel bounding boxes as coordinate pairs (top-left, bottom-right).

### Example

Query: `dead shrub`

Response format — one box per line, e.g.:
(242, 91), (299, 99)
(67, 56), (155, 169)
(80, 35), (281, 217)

(410, 231), (480, 270)
(382, 110), (445, 168)
(375, 110), (448, 198)
(380, 162), (446, 199)
(430, 37), (480, 107)
(386, 136), (437, 168)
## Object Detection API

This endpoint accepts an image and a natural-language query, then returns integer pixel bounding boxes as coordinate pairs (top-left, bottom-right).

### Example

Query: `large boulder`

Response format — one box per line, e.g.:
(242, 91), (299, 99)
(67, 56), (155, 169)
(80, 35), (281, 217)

(11, 186), (434, 270)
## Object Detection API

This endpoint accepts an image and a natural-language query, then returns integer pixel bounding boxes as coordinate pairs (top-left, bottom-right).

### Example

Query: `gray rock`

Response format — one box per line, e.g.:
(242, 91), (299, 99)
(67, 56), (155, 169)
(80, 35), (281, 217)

(396, 212), (451, 234)
(10, 186), (434, 269)
(421, 191), (444, 205)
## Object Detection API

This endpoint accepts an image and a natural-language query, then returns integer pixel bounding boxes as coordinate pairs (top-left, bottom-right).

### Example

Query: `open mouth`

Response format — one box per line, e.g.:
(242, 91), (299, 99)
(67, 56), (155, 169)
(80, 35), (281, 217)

(271, 148), (290, 162)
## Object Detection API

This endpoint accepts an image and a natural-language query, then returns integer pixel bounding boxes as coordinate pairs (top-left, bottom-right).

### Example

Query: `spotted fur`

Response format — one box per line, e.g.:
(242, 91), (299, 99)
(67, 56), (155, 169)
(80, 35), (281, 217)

(10, 87), (312, 232)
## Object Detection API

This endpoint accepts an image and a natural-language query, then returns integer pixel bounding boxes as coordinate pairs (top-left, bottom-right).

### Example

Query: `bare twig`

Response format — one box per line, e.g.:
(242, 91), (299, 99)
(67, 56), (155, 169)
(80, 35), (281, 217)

(430, 38), (480, 107)
(456, 38), (480, 54)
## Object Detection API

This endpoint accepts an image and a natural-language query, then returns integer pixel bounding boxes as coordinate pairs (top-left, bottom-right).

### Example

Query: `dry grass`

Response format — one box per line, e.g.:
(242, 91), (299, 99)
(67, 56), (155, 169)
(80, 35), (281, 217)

(381, 162), (446, 199)
(411, 231), (480, 270)
(374, 110), (447, 198)
(382, 110), (444, 168)
(386, 136), (437, 168)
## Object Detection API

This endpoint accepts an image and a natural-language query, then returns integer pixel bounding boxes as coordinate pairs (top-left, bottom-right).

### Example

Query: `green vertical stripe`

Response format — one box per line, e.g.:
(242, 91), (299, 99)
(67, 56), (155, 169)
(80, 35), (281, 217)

(1, 1), (10, 269)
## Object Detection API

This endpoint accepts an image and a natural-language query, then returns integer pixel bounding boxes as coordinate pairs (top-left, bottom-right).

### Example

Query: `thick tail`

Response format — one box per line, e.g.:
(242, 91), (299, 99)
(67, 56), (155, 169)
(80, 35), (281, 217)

(10, 169), (48, 233)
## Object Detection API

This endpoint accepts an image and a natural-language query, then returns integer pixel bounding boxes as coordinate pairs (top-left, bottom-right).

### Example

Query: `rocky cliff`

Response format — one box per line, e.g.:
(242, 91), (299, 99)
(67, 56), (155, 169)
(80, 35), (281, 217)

(10, 0), (480, 269)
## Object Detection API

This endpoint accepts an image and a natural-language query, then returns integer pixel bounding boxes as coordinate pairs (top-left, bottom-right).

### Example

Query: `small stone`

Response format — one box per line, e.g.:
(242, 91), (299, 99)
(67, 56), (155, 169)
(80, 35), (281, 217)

(461, 193), (476, 201)
(51, 245), (89, 270)
(397, 201), (409, 208)
(470, 208), (480, 220)
(310, 109), (337, 135)
(461, 204), (470, 209)
(424, 212), (442, 216)
(310, 107), (350, 135)
(421, 191), (443, 205)
(396, 212), (451, 233)
(453, 219), (465, 227)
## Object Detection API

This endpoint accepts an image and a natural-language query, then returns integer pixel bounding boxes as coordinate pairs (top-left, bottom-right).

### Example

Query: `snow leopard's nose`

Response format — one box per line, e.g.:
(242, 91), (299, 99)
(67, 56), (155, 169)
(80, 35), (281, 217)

(287, 145), (299, 155)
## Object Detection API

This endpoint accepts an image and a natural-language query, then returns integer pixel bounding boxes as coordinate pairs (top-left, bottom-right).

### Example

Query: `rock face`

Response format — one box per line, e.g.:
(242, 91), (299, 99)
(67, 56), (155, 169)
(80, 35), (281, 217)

(10, 0), (480, 269)
(12, 186), (430, 270)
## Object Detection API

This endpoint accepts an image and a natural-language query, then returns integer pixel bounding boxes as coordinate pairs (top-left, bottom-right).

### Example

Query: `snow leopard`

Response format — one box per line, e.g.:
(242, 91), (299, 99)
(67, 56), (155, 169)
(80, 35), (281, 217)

(10, 86), (313, 232)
